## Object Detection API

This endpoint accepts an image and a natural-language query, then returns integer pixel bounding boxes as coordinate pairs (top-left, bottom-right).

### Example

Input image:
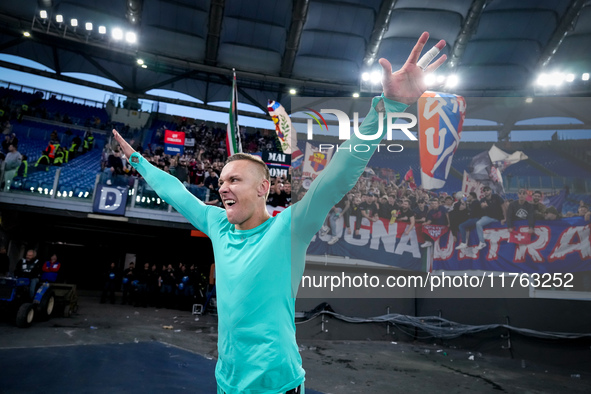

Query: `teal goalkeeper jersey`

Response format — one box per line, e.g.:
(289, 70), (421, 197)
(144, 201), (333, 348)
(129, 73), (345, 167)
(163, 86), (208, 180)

(128, 96), (408, 393)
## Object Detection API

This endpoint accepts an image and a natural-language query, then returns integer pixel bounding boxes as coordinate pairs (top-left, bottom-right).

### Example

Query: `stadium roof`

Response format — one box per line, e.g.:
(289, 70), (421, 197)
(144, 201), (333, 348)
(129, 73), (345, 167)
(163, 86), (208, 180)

(1, 0), (591, 115)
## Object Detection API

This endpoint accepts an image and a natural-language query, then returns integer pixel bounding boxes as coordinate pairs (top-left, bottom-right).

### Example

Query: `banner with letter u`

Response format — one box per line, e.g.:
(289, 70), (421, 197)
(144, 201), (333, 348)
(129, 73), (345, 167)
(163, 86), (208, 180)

(418, 92), (466, 190)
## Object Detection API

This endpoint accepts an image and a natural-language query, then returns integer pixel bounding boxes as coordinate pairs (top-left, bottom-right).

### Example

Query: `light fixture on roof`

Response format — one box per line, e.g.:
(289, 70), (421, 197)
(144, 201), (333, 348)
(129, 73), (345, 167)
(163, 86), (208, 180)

(536, 73), (550, 86)
(361, 72), (370, 82)
(112, 28), (123, 40)
(525, 97), (533, 103)
(289, 89), (296, 95)
(565, 73), (575, 82)
(55, 14), (63, 23)
(23, 31), (31, 37)
(40, 10), (48, 19)
(141, 64), (147, 69)
(125, 31), (137, 44)
(85, 22), (93, 31)
(352, 93), (359, 98)
(583, 73), (590, 81)
(137, 59), (144, 65)
(436, 75), (445, 83)
(98, 26), (106, 34)
(70, 18), (78, 27)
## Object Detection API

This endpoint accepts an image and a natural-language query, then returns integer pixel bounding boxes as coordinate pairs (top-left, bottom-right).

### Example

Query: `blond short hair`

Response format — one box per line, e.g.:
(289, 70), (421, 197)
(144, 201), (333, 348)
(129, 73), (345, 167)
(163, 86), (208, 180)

(226, 153), (270, 182)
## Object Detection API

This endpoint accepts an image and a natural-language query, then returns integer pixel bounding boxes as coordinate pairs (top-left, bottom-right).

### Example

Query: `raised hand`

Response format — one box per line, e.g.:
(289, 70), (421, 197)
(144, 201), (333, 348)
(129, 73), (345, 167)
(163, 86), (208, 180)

(379, 32), (447, 105)
(112, 129), (136, 159)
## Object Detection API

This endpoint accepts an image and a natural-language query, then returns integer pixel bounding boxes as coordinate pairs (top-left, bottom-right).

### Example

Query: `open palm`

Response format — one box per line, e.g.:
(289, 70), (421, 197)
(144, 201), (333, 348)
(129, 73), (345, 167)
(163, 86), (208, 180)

(379, 32), (447, 105)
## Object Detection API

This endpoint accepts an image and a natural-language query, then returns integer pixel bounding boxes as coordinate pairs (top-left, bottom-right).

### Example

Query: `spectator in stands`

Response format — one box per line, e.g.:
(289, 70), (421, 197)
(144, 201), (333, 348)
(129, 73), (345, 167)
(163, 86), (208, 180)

(104, 149), (126, 185)
(324, 195), (350, 245)
(2, 120), (12, 136)
(14, 249), (41, 299)
(100, 262), (118, 304)
(2, 143), (22, 190)
(361, 193), (379, 224)
(267, 180), (288, 208)
(578, 205), (591, 221)
(532, 190), (546, 220)
(16, 154), (28, 179)
(449, 195), (469, 243)
(506, 189), (535, 235)
(396, 199), (416, 237)
(413, 199), (429, 223)
(457, 186), (505, 250)
(421, 197), (450, 248)
(204, 169), (220, 191)
(443, 195), (454, 212)
(544, 206), (562, 220)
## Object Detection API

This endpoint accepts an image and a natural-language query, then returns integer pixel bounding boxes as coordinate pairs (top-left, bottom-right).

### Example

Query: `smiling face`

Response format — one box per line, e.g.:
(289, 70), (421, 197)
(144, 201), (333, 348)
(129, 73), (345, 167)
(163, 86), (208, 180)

(219, 159), (270, 230)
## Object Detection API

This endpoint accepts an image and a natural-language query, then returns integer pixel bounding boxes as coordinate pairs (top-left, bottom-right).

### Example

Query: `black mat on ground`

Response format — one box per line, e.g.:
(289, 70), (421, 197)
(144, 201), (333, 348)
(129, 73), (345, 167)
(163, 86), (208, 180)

(0, 341), (323, 393)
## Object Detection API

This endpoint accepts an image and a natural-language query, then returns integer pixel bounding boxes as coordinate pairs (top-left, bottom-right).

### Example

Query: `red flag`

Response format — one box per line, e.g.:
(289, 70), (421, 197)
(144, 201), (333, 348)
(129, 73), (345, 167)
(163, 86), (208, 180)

(510, 231), (531, 244)
(404, 168), (414, 182)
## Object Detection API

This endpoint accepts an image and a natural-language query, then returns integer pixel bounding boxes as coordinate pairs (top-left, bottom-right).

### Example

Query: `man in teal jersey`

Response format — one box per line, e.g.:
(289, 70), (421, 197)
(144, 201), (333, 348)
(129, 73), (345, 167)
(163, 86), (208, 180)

(113, 32), (446, 394)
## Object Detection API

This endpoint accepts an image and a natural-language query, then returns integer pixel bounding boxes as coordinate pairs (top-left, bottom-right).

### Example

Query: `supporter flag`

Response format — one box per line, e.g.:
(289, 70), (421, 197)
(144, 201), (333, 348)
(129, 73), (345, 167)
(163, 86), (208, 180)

(291, 147), (304, 169)
(467, 145), (527, 195)
(404, 167), (417, 190)
(509, 230), (532, 245)
(302, 142), (333, 180)
(226, 69), (242, 156)
(422, 224), (449, 241)
(418, 91), (466, 189)
(267, 100), (292, 154)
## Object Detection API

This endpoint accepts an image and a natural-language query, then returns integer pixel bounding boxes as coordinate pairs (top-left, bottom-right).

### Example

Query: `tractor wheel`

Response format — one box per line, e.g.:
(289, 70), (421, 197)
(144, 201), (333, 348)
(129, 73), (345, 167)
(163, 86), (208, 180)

(38, 290), (55, 320)
(16, 303), (35, 328)
(63, 304), (72, 317)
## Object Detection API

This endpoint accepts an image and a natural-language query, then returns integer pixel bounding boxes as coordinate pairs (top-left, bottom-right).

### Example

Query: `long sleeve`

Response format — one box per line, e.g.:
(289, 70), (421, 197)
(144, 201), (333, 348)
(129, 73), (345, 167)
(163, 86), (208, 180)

(292, 95), (408, 243)
(128, 152), (223, 235)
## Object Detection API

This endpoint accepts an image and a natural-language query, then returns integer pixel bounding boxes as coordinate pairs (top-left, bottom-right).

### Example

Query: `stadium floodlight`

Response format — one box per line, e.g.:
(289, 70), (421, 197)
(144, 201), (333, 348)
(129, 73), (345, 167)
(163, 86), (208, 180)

(23, 32), (31, 37)
(583, 73), (590, 81)
(436, 75), (445, 83)
(549, 72), (565, 86)
(141, 64), (147, 69)
(70, 19), (78, 27)
(370, 70), (381, 84)
(352, 93), (360, 98)
(98, 26), (106, 34)
(125, 31), (137, 43)
(112, 28), (123, 40)
(137, 59), (144, 65)
(56, 14), (63, 23)
(85, 22), (93, 31)
(536, 73), (549, 86)
(446, 75), (459, 88)
(40, 10), (48, 19)
(361, 72), (370, 82)
(525, 97), (533, 103)
(565, 73), (575, 82)
(289, 89), (296, 95)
